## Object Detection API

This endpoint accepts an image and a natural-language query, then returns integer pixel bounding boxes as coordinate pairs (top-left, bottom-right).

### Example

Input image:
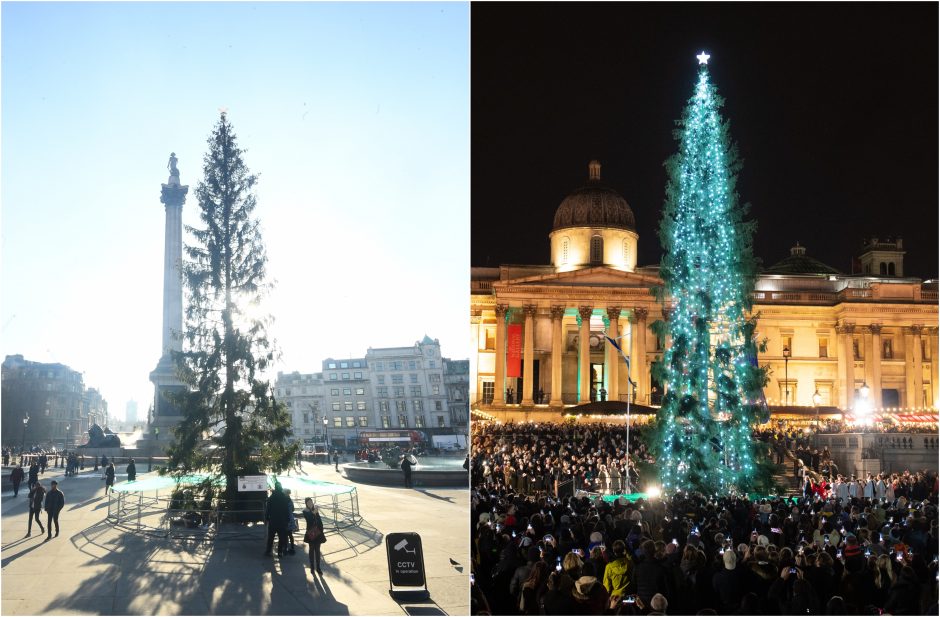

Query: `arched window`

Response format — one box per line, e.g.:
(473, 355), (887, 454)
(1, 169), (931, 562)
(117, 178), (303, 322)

(561, 238), (569, 264)
(888, 262), (896, 276)
(879, 262), (887, 276)
(590, 235), (603, 265)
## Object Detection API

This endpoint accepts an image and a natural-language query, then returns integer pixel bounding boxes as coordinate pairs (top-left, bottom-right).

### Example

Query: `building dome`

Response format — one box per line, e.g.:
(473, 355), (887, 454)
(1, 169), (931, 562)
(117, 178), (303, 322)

(764, 242), (842, 275)
(552, 161), (636, 232)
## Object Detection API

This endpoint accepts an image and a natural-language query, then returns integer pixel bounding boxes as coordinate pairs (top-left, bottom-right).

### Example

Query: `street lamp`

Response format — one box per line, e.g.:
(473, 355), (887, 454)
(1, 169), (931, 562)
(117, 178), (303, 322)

(21, 415), (29, 455)
(812, 390), (822, 448)
(323, 417), (329, 451)
(782, 345), (792, 407)
(65, 423), (71, 453)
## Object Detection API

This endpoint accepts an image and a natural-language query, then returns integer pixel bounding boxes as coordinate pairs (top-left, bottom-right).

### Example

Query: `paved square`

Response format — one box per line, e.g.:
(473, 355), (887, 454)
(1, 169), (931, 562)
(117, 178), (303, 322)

(1, 462), (469, 615)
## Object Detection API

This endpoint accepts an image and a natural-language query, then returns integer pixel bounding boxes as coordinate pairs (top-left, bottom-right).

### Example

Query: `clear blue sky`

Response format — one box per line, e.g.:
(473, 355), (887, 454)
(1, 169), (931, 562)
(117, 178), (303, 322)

(2, 2), (469, 423)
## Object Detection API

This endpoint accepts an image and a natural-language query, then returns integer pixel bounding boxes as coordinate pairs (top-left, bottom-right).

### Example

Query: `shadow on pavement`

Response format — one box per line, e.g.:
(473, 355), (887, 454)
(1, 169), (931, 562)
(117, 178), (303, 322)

(402, 605), (447, 616)
(324, 517), (383, 563)
(1, 538), (50, 568)
(414, 489), (455, 504)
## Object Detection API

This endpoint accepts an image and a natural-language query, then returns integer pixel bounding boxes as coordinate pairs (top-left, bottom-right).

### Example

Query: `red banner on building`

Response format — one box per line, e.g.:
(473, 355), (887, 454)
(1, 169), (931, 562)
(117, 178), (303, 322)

(507, 324), (522, 378)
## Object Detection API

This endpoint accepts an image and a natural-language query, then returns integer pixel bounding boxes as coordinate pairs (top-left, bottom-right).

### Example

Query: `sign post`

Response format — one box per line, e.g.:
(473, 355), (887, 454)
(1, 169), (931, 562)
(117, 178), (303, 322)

(386, 532), (429, 601)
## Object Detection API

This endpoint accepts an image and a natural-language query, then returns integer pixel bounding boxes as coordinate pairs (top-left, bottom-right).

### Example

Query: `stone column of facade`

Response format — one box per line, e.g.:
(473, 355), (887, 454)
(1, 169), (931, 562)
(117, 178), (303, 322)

(549, 306), (565, 407)
(470, 311), (482, 405)
(606, 307), (621, 402)
(522, 304), (537, 406)
(493, 304), (509, 406)
(633, 307), (649, 404)
(930, 327), (940, 407)
(911, 325), (924, 408)
(578, 306), (593, 404)
(837, 324), (855, 409)
(904, 328), (915, 409)
(868, 324), (883, 409)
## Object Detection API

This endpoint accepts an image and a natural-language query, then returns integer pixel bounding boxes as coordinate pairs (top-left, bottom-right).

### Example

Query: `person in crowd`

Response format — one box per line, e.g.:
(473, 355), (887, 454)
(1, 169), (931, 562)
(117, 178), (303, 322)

(10, 463), (24, 497)
(27, 481), (45, 537)
(283, 488), (297, 555)
(264, 483), (291, 557)
(44, 479), (65, 539)
(401, 451), (415, 488)
(302, 497), (326, 574)
(126, 458), (137, 482)
(104, 462), (115, 495)
(27, 460), (39, 491)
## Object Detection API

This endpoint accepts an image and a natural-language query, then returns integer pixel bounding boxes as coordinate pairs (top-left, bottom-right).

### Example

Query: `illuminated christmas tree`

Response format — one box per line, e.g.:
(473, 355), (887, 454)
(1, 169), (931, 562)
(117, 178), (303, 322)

(650, 52), (771, 495)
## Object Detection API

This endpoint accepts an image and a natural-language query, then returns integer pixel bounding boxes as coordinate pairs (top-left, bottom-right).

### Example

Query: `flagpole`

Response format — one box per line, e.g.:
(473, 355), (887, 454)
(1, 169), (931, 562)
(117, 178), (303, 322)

(606, 333), (636, 495)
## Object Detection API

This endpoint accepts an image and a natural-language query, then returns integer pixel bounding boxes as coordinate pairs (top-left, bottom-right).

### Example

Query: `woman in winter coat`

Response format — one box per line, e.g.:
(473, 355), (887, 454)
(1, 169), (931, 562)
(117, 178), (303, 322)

(302, 497), (326, 574)
(104, 462), (115, 495)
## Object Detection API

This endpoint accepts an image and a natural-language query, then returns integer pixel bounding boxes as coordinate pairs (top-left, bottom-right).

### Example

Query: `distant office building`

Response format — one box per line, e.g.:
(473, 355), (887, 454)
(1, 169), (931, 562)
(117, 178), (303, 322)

(84, 388), (109, 429)
(126, 400), (138, 425)
(1, 354), (102, 448)
(275, 336), (469, 449)
(444, 358), (470, 429)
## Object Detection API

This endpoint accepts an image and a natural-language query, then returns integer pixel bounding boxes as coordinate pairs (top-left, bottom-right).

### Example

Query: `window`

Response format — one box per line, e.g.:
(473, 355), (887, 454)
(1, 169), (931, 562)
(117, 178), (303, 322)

(430, 374), (441, 383)
(343, 388), (351, 395)
(356, 387), (365, 395)
(781, 336), (792, 356)
(880, 262), (887, 276)
(429, 360), (436, 368)
(333, 417), (342, 427)
(413, 400), (423, 412)
(345, 416), (355, 427)
(590, 235), (603, 264)
(381, 416), (391, 428)
(341, 372), (350, 380)
(411, 386), (422, 397)
(437, 415), (446, 428)
(340, 362), (348, 369)
(377, 387), (389, 397)
(561, 237), (569, 264)
(393, 386), (405, 397)
(303, 412), (309, 424)
(311, 402), (319, 411)
(853, 338), (862, 360)
(375, 362), (383, 371)
(395, 400), (407, 413)
(332, 402), (341, 411)
(409, 360), (417, 370)
(484, 328), (496, 350)
(391, 361), (402, 370)
(398, 414), (408, 427)
(883, 338), (893, 359)
(353, 361), (361, 368)
(392, 374), (404, 384)
(922, 338), (930, 360)
(410, 373), (418, 383)
(330, 373), (337, 381)
(328, 362), (337, 369)
(623, 239), (630, 268)
(344, 402), (353, 411)
(888, 263), (896, 276)
(483, 381), (494, 404)
(357, 401), (367, 411)
(358, 416), (368, 427)
(415, 415), (425, 428)
(379, 401), (389, 412)
(378, 375), (385, 385)
(286, 401), (293, 408)
(354, 372), (362, 379)
(818, 338), (828, 358)
(286, 389), (292, 396)
(435, 400), (443, 411)
(432, 385), (440, 395)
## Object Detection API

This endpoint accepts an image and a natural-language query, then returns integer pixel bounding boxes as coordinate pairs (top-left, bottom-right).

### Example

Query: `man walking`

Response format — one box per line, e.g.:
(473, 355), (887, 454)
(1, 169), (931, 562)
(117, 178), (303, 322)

(10, 463), (24, 497)
(27, 481), (45, 537)
(264, 483), (291, 557)
(401, 451), (415, 488)
(44, 480), (65, 539)
(333, 451), (340, 472)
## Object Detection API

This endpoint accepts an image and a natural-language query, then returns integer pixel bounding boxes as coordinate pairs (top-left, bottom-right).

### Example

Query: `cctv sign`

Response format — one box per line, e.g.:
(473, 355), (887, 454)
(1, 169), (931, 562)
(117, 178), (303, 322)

(386, 532), (427, 591)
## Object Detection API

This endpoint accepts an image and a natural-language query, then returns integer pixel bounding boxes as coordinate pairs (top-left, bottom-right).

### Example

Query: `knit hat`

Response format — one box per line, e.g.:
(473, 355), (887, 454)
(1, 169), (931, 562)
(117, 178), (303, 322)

(572, 576), (599, 600)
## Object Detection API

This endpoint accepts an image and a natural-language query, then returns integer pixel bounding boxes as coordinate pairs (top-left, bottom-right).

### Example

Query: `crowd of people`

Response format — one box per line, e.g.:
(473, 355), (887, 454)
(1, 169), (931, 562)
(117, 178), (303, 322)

(471, 421), (939, 615)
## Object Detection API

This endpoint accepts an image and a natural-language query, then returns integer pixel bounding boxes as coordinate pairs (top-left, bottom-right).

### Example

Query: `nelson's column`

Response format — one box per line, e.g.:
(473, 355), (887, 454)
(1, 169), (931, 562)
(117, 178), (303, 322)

(142, 153), (188, 454)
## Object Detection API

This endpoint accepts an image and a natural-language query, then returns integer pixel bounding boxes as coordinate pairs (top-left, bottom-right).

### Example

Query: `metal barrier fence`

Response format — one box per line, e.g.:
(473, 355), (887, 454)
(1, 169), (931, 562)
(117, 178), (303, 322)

(106, 486), (361, 539)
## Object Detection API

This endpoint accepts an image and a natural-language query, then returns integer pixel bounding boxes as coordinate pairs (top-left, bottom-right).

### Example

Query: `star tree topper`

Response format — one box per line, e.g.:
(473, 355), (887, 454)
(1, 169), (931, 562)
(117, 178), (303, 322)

(697, 51), (711, 65)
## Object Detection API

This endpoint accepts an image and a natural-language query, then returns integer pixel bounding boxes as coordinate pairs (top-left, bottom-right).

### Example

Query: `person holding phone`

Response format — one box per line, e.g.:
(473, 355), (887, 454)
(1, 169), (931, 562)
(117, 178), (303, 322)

(302, 497), (326, 574)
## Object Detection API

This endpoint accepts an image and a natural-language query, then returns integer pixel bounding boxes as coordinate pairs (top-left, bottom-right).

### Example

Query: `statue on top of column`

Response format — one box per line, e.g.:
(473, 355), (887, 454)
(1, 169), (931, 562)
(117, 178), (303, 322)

(167, 152), (180, 186)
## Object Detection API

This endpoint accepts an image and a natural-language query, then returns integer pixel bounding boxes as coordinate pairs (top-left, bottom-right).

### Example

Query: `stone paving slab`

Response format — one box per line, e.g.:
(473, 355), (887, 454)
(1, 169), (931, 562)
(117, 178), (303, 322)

(1, 462), (469, 615)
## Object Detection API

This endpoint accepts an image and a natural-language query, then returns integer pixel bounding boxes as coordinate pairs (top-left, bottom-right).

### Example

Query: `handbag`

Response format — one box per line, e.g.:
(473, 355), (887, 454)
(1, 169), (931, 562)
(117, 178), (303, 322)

(304, 526), (323, 544)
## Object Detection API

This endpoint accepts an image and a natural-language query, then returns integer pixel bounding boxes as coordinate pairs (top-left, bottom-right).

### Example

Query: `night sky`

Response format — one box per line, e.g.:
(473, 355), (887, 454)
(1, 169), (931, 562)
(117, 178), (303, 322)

(471, 3), (938, 278)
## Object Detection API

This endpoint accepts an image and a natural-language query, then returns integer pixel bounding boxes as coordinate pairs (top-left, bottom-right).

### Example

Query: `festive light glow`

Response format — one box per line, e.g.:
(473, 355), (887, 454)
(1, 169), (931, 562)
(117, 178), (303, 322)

(652, 57), (767, 495)
(646, 486), (662, 499)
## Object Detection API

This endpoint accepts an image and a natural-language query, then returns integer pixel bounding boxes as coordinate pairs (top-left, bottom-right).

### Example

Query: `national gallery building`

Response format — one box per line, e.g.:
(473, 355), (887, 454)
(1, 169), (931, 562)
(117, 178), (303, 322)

(470, 162), (939, 424)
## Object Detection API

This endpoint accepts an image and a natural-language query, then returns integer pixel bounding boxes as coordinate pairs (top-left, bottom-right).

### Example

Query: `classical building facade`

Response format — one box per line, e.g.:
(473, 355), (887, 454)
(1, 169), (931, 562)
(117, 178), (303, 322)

(470, 161), (939, 419)
(275, 337), (469, 448)
(1, 354), (103, 447)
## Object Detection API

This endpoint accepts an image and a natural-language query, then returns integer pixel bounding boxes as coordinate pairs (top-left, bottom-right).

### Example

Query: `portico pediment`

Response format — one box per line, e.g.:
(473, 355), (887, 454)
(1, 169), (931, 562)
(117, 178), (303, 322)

(495, 265), (661, 290)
